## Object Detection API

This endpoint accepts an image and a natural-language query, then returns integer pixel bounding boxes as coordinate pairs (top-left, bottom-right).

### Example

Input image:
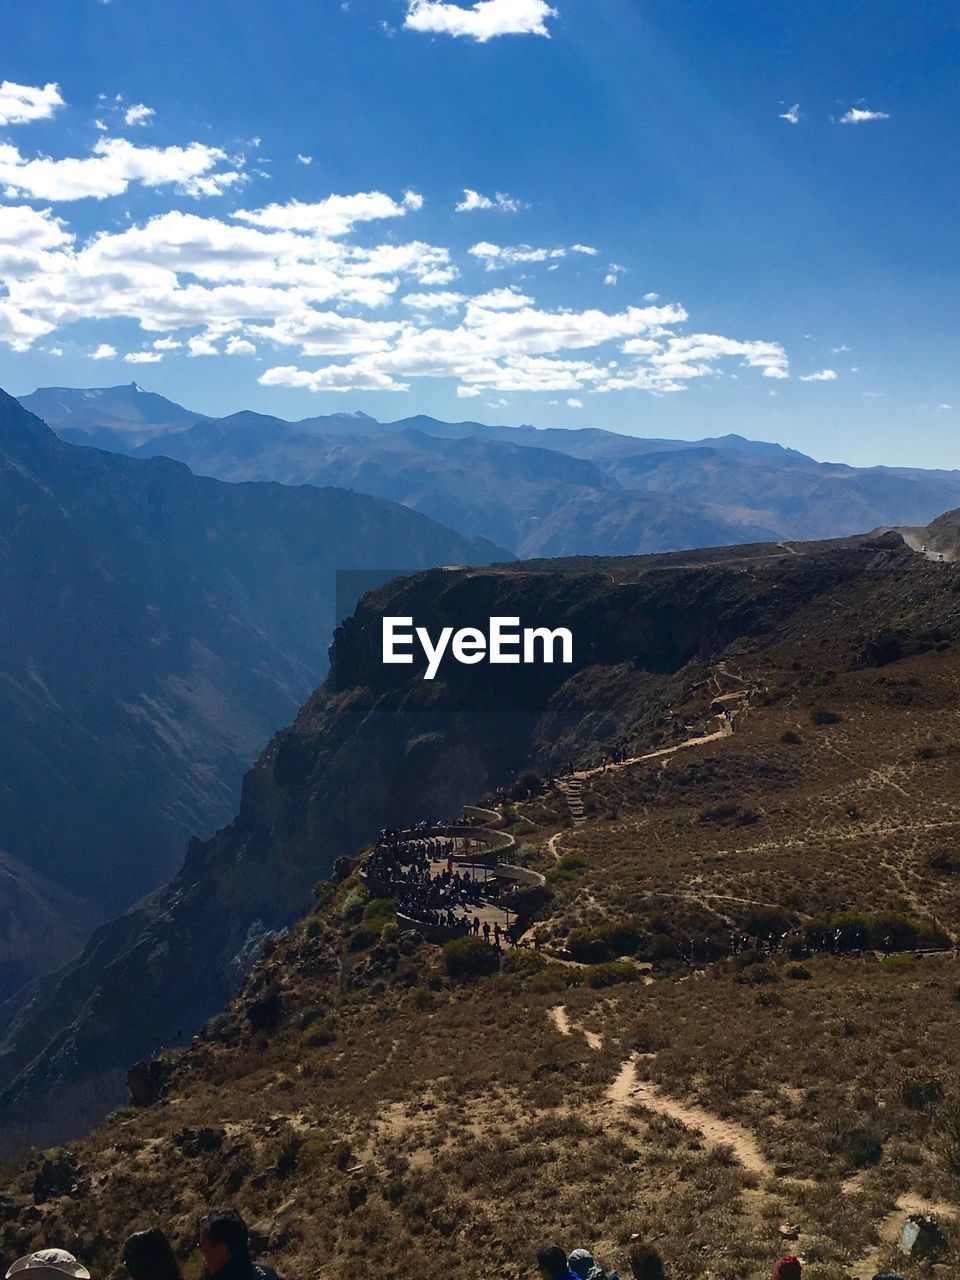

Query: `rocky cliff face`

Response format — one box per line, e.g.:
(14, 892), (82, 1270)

(0, 528), (923, 1153)
(0, 387), (506, 998)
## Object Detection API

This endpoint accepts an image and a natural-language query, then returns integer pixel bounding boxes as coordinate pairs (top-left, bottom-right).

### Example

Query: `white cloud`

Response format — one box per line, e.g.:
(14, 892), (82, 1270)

(0, 81), (64, 126)
(642, 291), (659, 302)
(799, 368), (838, 381)
(566, 397), (582, 407)
(188, 334), (219, 356)
(402, 290), (466, 312)
(779, 103), (800, 125)
(404, 0), (557, 42)
(124, 103), (155, 127)
(152, 337), (182, 351)
(469, 240), (597, 270)
(456, 385), (482, 397)
(455, 188), (524, 213)
(470, 286), (533, 310)
(91, 343), (118, 359)
(124, 350), (163, 363)
(233, 189), (422, 234)
(839, 107), (890, 124)
(225, 335), (257, 355)
(0, 137), (244, 201)
(296, 154), (313, 165)
(604, 263), (626, 286)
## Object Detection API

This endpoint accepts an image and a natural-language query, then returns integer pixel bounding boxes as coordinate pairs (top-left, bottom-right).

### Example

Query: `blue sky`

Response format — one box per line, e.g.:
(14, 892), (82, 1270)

(1, 0), (957, 466)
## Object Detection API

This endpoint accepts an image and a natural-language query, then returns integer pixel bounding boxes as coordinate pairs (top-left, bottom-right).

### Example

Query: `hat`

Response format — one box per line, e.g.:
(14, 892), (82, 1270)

(7, 1252), (91, 1280)
(568, 1251), (599, 1280)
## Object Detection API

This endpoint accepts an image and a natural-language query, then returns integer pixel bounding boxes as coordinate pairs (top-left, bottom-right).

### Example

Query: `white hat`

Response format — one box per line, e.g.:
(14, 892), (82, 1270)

(6, 1251), (91, 1280)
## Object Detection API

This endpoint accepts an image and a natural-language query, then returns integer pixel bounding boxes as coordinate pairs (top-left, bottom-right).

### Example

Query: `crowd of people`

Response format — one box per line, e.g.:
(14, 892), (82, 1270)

(5, 1211), (279, 1280)
(536, 1246), (904, 1280)
(3, 1214), (912, 1280)
(364, 829), (511, 941)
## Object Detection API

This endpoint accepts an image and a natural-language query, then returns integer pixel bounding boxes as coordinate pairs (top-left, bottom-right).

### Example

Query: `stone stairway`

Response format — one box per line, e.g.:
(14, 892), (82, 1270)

(558, 776), (586, 825)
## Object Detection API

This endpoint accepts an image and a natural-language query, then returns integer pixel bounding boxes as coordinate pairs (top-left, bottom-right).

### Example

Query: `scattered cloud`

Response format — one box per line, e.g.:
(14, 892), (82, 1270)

(779, 103), (800, 125)
(469, 240), (597, 270)
(604, 262), (626, 286)
(0, 137), (245, 201)
(642, 291), (659, 302)
(455, 188), (524, 213)
(0, 179), (790, 401)
(404, 0), (557, 42)
(566, 397), (582, 407)
(123, 103), (155, 127)
(402, 290), (466, 312)
(225, 335), (257, 355)
(799, 368), (838, 381)
(91, 343), (118, 359)
(124, 350), (163, 363)
(188, 334), (220, 356)
(296, 154), (313, 166)
(839, 107), (889, 124)
(0, 81), (64, 126)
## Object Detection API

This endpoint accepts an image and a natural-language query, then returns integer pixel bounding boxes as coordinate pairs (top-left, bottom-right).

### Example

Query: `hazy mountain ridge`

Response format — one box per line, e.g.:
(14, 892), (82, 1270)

(22, 383), (960, 552)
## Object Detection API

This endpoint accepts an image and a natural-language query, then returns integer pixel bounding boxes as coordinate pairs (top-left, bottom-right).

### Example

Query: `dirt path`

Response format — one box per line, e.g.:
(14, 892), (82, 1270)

(849, 1192), (957, 1280)
(548, 1004), (603, 1051)
(606, 1054), (772, 1178)
(546, 831), (565, 862)
(571, 716), (733, 781)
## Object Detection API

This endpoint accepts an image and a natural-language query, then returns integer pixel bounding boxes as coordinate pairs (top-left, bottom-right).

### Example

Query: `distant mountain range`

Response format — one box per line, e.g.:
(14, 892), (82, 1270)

(0, 388), (504, 997)
(21, 383), (960, 554)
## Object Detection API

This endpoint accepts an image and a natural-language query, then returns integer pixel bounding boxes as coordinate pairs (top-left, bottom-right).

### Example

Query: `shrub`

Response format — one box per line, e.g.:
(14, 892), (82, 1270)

(339, 885), (369, 924)
(901, 1073), (945, 1111)
(826, 1124), (883, 1169)
(810, 708), (843, 725)
(928, 849), (960, 875)
(785, 964), (812, 980)
(442, 935), (500, 980)
(363, 896), (397, 926)
(584, 960), (642, 988)
(567, 920), (643, 963)
(781, 730), (801, 745)
(500, 949), (546, 976)
(509, 770), (546, 800)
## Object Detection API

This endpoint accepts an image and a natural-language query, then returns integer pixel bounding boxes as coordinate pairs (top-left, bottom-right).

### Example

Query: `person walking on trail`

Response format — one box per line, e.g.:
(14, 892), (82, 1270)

(198, 1209), (281, 1280)
(7, 1251), (91, 1280)
(123, 1231), (182, 1280)
(537, 1247), (578, 1280)
(472, 915), (481, 935)
(482, 920), (491, 945)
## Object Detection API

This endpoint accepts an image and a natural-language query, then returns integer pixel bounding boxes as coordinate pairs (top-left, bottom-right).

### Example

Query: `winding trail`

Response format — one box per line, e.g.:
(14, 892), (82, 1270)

(548, 1003), (603, 1051)
(606, 1053), (772, 1178)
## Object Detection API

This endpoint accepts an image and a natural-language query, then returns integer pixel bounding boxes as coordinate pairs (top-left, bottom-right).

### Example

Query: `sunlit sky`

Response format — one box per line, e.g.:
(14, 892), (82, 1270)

(2, 0), (958, 466)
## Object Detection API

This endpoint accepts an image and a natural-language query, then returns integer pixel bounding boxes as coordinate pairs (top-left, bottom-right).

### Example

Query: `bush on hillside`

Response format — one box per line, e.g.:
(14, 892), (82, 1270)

(443, 935), (500, 980)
